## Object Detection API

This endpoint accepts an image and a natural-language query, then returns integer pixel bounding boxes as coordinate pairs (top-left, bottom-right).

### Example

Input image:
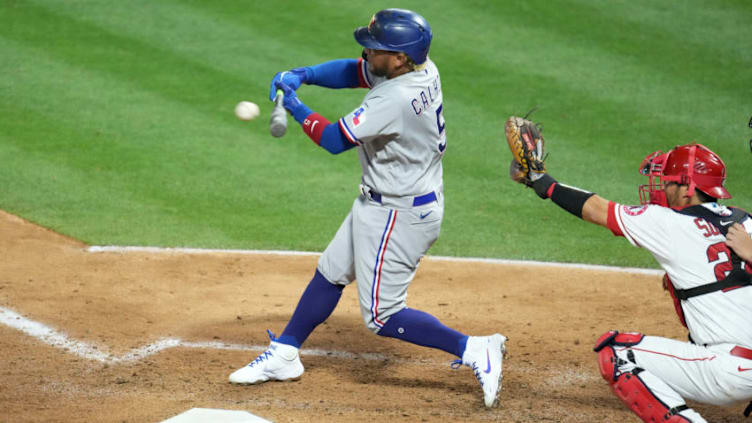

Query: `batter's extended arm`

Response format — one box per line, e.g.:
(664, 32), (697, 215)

(273, 82), (355, 155)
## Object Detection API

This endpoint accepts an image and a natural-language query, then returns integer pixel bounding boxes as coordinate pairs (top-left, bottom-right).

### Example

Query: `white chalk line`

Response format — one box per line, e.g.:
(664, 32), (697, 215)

(0, 305), (597, 389)
(3, 246), (620, 381)
(87, 245), (664, 276)
(0, 306), (400, 365)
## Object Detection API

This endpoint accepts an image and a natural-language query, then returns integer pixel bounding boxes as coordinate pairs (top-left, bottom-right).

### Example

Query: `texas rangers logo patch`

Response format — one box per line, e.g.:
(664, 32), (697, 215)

(352, 107), (366, 127)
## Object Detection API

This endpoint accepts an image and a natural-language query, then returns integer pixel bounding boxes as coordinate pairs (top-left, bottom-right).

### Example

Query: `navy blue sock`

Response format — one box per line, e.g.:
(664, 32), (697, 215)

(277, 269), (344, 348)
(377, 308), (468, 358)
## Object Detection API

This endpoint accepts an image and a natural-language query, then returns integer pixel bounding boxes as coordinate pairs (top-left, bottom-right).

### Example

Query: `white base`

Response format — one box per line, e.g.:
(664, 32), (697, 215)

(160, 408), (272, 423)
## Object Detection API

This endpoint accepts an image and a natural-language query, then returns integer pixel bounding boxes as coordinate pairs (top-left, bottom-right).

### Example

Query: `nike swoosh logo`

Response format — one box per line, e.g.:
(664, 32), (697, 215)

(739, 366), (752, 372)
(484, 349), (492, 374)
(311, 120), (319, 132)
(720, 220), (734, 226)
(420, 211), (433, 219)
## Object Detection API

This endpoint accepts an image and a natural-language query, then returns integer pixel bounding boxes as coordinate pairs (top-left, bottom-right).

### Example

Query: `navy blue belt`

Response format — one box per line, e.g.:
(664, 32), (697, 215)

(368, 190), (437, 207)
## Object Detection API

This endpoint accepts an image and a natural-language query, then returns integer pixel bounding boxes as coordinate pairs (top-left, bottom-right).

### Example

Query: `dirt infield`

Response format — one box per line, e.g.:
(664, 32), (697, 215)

(0, 210), (747, 422)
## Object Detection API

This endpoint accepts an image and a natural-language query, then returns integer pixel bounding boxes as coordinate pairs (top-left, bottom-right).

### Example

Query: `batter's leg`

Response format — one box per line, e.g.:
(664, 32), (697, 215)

(269, 206), (359, 348)
(228, 269), (343, 385)
(377, 308), (506, 408)
(277, 269), (345, 347)
(351, 198), (506, 407)
(276, 205), (358, 347)
(377, 307), (468, 357)
(229, 208), (356, 385)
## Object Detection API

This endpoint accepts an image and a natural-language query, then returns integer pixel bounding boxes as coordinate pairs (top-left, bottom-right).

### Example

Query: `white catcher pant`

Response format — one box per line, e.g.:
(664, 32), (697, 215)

(614, 336), (752, 407)
(317, 193), (443, 333)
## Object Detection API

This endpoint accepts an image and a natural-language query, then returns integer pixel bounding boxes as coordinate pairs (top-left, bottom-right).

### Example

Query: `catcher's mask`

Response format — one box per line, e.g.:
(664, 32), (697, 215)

(638, 143), (731, 207)
(354, 9), (432, 65)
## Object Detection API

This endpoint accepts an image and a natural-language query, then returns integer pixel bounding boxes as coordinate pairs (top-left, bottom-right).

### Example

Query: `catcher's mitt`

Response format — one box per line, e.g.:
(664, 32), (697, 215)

(505, 116), (546, 187)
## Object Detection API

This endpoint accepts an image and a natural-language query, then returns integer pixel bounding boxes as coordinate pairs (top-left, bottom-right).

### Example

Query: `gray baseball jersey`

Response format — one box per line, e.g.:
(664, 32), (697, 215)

(338, 58), (445, 197)
(318, 57), (446, 332)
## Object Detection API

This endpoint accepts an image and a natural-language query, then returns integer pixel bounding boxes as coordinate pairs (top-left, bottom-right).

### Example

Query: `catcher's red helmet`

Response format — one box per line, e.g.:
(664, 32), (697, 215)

(638, 143), (730, 206)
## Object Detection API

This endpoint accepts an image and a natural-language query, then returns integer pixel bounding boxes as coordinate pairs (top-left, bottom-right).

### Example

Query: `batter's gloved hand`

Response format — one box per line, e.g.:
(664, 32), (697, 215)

(269, 68), (310, 102)
(275, 81), (313, 123)
(505, 115), (547, 187)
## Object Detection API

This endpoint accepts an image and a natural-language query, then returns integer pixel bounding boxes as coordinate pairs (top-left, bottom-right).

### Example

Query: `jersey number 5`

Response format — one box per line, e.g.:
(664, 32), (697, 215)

(436, 103), (446, 153)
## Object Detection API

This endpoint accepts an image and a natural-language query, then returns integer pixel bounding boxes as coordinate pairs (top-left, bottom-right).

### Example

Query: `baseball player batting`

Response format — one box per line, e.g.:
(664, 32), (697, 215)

(506, 121), (752, 422)
(229, 9), (507, 408)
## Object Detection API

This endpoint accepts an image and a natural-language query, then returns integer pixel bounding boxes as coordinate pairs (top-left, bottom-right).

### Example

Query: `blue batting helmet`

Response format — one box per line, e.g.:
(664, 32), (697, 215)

(354, 9), (432, 65)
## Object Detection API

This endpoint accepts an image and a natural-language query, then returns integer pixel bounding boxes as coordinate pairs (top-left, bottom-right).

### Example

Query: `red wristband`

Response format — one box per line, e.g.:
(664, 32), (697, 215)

(301, 113), (331, 145)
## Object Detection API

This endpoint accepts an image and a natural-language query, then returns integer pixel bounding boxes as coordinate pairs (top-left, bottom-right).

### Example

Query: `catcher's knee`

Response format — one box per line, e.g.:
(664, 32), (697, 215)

(593, 330), (644, 382)
(593, 331), (694, 422)
(593, 330), (645, 352)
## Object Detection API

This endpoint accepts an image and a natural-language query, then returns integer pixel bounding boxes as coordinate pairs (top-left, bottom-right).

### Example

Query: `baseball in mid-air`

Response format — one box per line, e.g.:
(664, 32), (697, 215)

(234, 101), (260, 121)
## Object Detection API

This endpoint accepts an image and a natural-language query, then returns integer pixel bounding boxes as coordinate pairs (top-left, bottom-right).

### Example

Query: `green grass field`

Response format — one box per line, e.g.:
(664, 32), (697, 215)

(1, 0), (750, 268)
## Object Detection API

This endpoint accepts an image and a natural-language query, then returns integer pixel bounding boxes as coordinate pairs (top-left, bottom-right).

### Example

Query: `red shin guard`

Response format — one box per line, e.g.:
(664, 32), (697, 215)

(594, 331), (690, 422)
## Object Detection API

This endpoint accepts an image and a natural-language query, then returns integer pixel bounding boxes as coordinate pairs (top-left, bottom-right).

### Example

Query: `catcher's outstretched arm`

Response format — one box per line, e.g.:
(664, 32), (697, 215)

(581, 195), (610, 227)
(532, 175), (607, 227)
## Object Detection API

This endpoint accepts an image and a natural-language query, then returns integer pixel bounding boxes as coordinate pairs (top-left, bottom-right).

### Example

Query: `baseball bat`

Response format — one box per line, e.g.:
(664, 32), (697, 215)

(269, 89), (287, 138)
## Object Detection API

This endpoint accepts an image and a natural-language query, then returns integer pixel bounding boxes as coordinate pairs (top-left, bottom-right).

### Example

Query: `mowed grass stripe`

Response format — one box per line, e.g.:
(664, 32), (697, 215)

(567, 0), (752, 62)
(433, 1), (750, 196)
(0, 28), (348, 248)
(24, 0), (304, 88)
(1, 1), (749, 267)
(439, 1), (747, 139)
(411, 1), (749, 263)
(446, 1), (752, 263)
(1, 2), (263, 122)
(27, 0), (380, 118)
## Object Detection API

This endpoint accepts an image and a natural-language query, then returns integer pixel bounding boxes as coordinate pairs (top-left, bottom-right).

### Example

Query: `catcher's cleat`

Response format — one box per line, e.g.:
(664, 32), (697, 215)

(453, 334), (507, 408)
(229, 330), (304, 385)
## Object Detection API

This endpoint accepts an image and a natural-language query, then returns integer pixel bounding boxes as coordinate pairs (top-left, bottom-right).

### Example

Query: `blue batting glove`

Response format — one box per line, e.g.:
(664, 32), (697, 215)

(275, 81), (312, 123)
(269, 67), (310, 102)
(275, 81), (302, 112)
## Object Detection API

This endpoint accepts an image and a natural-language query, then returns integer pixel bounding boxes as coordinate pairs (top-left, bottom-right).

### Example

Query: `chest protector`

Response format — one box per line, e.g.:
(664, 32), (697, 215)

(666, 205), (751, 329)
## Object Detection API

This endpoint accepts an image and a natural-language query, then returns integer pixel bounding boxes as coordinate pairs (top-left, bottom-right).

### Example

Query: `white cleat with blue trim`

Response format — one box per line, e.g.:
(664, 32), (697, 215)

(229, 331), (304, 385)
(457, 334), (507, 408)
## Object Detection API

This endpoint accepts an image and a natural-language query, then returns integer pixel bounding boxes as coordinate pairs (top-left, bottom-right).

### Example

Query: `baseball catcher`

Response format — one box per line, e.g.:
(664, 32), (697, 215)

(505, 125), (752, 422)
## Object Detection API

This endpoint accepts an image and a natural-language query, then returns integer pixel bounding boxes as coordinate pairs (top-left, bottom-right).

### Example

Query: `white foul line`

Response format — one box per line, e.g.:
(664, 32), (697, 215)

(86, 245), (663, 276)
(0, 306), (391, 365)
(0, 305), (599, 386)
(1, 247), (658, 367)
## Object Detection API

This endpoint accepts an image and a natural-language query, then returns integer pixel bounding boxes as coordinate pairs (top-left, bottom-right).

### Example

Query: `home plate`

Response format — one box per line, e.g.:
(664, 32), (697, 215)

(160, 408), (272, 422)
